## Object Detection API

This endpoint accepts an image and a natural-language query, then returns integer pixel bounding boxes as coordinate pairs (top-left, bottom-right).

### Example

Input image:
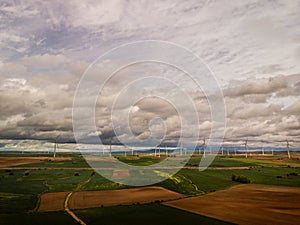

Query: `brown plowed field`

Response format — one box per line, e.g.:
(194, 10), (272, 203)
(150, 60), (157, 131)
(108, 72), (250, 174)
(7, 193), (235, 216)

(163, 184), (300, 225)
(0, 157), (71, 167)
(38, 192), (69, 212)
(38, 186), (184, 212)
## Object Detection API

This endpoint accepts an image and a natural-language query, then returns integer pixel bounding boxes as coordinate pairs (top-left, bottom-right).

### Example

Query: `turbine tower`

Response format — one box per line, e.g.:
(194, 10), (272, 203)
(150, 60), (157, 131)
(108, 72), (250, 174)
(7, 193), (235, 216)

(109, 137), (112, 158)
(53, 135), (60, 158)
(180, 144), (183, 156)
(202, 137), (207, 158)
(53, 142), (57, 158)
(244, 139), (248, 158)
(158, 146), (161, 158)
(286, 139), (291, 159)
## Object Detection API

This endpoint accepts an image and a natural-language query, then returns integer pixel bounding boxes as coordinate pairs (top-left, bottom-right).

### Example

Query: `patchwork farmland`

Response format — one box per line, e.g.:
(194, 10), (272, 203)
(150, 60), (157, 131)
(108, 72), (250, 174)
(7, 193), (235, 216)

(0, 153), (300, 225)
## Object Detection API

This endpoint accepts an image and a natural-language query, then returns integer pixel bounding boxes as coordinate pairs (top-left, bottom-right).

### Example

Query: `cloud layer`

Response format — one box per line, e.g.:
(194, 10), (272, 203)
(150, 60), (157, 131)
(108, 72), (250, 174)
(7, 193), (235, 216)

(0, 0), (299, 149)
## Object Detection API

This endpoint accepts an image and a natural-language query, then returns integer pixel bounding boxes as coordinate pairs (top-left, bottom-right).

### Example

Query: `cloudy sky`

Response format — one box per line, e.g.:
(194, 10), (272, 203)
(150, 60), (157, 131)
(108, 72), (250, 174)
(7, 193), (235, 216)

(0, 0), (300, 150)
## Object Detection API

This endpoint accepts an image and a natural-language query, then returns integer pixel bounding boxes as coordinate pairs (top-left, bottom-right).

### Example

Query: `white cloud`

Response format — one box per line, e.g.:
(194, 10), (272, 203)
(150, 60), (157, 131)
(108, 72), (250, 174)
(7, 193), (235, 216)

(0, 0), (299, 147)
(22, 54), (70, 67)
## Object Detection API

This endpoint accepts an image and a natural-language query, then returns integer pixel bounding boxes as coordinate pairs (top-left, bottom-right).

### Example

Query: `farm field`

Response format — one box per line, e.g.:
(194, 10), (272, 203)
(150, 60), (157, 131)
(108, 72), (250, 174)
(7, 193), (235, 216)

(38, 186), (184, 211)
(164, 184), (300, 225)
(0, 153), (299, 224)
(0, 156), (72, 168)
(0, 204), (233, 225)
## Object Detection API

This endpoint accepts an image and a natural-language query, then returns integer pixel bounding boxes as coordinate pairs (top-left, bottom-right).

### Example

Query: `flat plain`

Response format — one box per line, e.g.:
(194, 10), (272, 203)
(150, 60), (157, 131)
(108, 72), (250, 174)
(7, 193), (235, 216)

(0, 153), (300, 225)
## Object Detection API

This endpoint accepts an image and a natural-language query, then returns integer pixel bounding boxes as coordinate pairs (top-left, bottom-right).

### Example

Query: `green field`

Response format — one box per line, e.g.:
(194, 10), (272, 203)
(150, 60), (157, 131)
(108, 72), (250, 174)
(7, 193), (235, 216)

(0, 204), (233, 225)
(0, 211), (78, 225)
(0, 153), (299, 224)
(76, 204), (233, 225)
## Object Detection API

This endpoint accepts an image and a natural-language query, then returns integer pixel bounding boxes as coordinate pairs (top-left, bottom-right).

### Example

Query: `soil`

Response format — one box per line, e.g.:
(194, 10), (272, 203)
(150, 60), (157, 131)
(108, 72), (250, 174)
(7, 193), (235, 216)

(38, 192), (69, 212)
(163, 184), (300, 225)
(0, 157), (71, 167)
(38, 186), (184, 211)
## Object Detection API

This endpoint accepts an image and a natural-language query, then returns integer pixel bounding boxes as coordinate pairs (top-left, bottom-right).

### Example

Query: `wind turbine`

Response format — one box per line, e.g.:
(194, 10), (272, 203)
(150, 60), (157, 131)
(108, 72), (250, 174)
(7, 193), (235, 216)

(286, 139), (292, 159)
(261, 144), (265, 156)
(109, 137), (112, 158)
(158, 146), (161, 158)
(53, 135), (60, 158)
(244, 139), (248, 158)
(202, 137), (207, 158)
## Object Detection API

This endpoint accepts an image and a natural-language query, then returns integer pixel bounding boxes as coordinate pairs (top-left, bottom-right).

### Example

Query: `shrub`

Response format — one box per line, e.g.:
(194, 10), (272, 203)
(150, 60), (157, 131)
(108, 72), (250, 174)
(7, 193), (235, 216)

(74, 172), (79, 176)
(232, 174), (250, 183)
(236, 176), (250, 183)
(287, 172), (298, 176)
(231, 174), (236, 181)
(276, 175), (282, 178)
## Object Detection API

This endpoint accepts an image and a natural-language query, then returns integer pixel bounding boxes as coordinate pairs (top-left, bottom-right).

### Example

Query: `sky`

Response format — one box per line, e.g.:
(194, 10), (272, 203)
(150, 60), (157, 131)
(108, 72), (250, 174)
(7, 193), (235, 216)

(0, 0), (300, 151)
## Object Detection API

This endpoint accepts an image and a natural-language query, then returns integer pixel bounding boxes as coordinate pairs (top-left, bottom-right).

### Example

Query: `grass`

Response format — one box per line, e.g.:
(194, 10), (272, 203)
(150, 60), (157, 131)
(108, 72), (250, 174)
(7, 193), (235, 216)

(0, 212), (78, 225)
(0, 192), (37, 213)
(159, 169), (234, 195)
(80, 173), (127, 191)
(186, 155), (300, 167)
(1, 155), (300, 196)
(0, 170), (48, 194)
(0, 153), (299, 224)
(0, 204), (233, 225)
(221, 156), (300, 167)
(17, 155), (90, 168)
(75, 204), (234, 225)
(0, 169), (95, 194)
(117, 155), (163, 166)
(186, 156), (255, 167)
(159, 167), (300, 195)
